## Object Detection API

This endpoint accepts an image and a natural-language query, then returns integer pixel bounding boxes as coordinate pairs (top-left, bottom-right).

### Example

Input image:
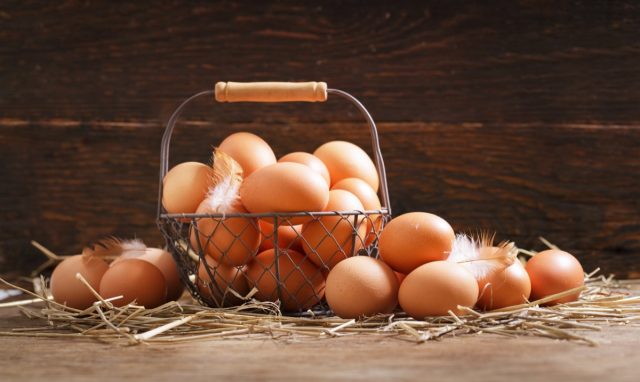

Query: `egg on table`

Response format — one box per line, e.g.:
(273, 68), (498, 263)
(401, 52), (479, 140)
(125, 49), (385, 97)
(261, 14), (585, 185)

(99, 258), (167, 308)
(379, 212), (455, 274)
(50, 253), (109, 310)
(325, 256), (398, 319)
(399, 261), (479, 318)
(525, 249), (584, 305)
(475, 246), (531, 310)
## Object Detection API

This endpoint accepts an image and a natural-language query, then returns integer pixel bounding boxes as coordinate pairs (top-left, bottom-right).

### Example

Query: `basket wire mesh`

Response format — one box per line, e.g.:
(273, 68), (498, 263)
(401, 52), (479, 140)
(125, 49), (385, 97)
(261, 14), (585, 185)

(157, 85), (391, 313)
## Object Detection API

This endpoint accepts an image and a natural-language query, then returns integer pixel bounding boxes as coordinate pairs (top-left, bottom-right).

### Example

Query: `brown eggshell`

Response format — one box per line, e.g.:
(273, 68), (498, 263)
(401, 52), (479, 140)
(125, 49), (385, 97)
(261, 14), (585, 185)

(245, 249), (325, 312)
(218, 132), (276, 176)
(314, 140), (379, 192)
(476, 248), (531, 310)
(279, 152), (331, 186)
(525, 249), (584, 305)
(162, 162), (213, 215)
(240, 162), (330, 224)
(99, 259), (167, 308)
(190, 201), (261, 266)
(399, 261), (479, 318)
(258, 220), (303, 252)
(50, 254), (109, 310)
(331, 177), (383, 246)
(197, 255), (249, 307)
(139, 248), (184, 301)
(379, 212), (455, 274)
(325, 256), (398, 319)
(301, 190), (367, 270)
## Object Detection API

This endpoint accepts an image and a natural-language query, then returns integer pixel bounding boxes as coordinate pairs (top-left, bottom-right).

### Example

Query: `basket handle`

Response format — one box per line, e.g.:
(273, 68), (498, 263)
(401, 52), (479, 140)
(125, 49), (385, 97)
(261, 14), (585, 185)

(215, 81), (327, 103)
(158, 85), (392, 217)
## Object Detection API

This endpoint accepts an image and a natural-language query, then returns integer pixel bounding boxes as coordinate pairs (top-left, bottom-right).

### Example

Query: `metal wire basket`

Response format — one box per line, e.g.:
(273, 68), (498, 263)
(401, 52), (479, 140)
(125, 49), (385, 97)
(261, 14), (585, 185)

(157, 82), (392, 313)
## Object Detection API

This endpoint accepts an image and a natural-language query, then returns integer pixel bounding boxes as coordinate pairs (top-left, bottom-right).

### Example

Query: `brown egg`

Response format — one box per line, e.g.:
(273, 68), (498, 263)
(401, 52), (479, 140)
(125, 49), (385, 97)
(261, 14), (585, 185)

(218, 132), (276, 176)
(245, 249), (325, 311)
(240, 162), (330, 224)
(526, 249), (584, 305)
(314, 140), (379, 191)
(197, 255), (249, 307)
(190, 200), (260, 267)
(50, 254), (109, 310)
(476, 247), (531, 310)
(279, 152), (331, 186)
(258, 220), (303, 252)
(99, 259), (167, 308)
(399, 261), (479, 318)
(331, 177), (382, 246)
(139, 248), (184, 302)
(162, 162), (213, 215)
(379, 212), (455, 274)
(301, 190), (367, 270)
(325, 256), (398, 318)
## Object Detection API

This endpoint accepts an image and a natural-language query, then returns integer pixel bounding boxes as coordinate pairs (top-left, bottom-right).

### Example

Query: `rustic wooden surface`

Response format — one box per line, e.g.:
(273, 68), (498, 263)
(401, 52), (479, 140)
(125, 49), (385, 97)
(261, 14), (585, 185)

(1, 295), (640, 382)
(1, 1), (639, 276)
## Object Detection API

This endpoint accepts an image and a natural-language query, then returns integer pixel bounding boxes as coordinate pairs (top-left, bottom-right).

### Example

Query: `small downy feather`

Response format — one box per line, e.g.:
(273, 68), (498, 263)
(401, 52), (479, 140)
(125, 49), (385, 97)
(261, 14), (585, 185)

(447, 233), (517, 280)
(82, 237), (147, 260)
(203, 149), (244, 213)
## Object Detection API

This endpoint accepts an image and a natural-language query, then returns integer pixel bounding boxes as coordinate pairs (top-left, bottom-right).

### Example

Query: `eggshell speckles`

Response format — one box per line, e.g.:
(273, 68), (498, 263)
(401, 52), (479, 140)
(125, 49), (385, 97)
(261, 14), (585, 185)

(279, 152), (331, 186)
(301, 189), (367, 270)
(399, 261), (479, 318)
(99, 259), (167, 308)
(240, 163), (329, 223)
(50, 254), (109, 310)
(162, 162), (213, 215)
(314, 141), (379, 191)
(218, 132), (276, 176)
(245, 249), (325, 311)
(526, 249), (584, 305)
(325, 256), (398, 318)
(379, 212), (455, 274)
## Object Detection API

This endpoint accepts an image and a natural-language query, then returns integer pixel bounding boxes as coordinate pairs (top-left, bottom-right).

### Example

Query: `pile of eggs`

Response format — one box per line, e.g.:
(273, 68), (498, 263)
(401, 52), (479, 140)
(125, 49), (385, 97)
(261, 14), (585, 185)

(162, 132), (383, 310)
(325, 211), (586, 319)
(50, 242), (183, 309)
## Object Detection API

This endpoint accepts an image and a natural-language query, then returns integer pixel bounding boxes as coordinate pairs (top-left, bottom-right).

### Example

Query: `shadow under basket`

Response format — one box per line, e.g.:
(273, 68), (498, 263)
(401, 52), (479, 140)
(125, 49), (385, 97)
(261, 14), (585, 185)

(157, 82), (392, 314)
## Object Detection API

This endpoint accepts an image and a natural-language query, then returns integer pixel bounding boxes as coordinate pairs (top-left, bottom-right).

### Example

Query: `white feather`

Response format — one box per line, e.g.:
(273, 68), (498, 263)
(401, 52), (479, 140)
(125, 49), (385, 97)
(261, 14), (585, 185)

(447, 234), (514, 280)
(204, 175), (241, 213)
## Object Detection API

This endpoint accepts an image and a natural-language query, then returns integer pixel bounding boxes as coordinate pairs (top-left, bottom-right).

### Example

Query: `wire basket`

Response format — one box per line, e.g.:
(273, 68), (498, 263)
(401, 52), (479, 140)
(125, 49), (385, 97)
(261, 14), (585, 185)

(157, 82), (392, 313)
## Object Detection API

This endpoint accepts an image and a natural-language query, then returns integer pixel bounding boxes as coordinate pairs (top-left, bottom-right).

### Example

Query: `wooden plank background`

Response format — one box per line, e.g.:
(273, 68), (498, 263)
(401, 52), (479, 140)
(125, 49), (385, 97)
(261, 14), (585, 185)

(0, 1), (639, 277)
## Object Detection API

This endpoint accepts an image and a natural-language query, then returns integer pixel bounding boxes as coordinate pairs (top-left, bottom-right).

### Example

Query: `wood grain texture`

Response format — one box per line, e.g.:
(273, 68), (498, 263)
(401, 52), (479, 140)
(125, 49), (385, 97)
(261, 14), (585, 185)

(1, 119), (638, 277)
(1, 1), (639, 123)
(1, 298), (640, 382)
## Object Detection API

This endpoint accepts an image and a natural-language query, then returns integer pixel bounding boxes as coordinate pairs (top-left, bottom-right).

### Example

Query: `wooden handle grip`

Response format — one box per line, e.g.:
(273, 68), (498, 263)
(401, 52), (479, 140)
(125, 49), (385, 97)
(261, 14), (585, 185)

(215, 81), (327, 103)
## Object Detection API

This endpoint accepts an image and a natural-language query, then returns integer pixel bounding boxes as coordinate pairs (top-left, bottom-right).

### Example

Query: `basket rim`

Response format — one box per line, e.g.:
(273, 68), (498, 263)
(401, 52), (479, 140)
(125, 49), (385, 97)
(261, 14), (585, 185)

(158, 208), (390, 220)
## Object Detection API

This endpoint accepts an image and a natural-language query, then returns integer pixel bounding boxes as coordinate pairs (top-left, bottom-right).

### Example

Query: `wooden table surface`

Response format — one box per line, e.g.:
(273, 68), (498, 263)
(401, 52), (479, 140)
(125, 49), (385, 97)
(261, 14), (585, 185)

(2, 287), (640, 382)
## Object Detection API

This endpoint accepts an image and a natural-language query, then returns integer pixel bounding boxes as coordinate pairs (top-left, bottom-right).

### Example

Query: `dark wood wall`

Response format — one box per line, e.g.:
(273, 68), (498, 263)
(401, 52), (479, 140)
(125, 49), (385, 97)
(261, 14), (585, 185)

(1, 1), (639, 277)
